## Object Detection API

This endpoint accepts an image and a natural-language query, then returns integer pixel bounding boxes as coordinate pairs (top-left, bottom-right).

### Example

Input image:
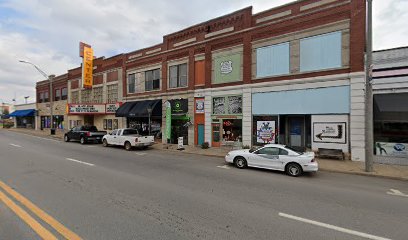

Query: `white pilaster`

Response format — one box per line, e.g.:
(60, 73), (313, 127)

(349, 72), (366, 161)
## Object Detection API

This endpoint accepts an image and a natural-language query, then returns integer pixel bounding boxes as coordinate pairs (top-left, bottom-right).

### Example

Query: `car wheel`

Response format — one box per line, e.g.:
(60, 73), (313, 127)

(124, 141), (132, 151)
(80, 137), (86, 145)
(234, 157), (247, 169)
(102, 139), (109, 147)
(286, 163), (303, 177)
(64, 135), (70, 142)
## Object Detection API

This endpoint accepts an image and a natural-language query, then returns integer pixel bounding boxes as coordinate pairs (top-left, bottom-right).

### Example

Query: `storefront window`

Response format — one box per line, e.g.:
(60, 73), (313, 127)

(53, 115), (64, 129)
(374, 93), (408, 157)
(222, 119), (242, 142)
(212, 95), (242, 115)
(41, 116), (51, 129)
(228, 96), (242, 114)
(213, 97), (225, 114)
(253, 116), (278, 146)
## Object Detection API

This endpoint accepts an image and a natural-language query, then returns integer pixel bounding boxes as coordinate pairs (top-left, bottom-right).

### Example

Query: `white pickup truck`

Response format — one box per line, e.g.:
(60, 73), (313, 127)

(102, 128), (155, 150)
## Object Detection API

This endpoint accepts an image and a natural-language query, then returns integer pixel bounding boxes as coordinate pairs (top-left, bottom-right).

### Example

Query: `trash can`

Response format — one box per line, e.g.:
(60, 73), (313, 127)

(50, 128), (56, 135)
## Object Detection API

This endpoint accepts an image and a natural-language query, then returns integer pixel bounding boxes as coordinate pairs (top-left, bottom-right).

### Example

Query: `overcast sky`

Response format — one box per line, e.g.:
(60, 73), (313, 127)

(1, 0), (407, 105)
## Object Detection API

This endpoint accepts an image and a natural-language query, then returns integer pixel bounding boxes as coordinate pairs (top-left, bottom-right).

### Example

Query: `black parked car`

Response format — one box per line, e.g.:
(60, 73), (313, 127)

(64, 125), (107, 144)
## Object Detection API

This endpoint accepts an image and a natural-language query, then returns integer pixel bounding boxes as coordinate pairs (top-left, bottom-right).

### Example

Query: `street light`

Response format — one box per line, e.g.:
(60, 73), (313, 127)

(19, 60), (55, 134)
(147, 105), (152, 135)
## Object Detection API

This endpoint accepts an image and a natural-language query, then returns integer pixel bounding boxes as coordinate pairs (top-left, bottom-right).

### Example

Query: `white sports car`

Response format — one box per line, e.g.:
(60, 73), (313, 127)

(225, 144), (318, 177)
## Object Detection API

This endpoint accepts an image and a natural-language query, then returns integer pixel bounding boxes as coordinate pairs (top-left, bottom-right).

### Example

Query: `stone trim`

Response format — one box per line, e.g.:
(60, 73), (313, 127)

(300, 0), (339, 11)
(205, 27), (234, 39)
(173, 37), (197, 47)
(256, 10), (292, 24)
(146, 48), (162, 55)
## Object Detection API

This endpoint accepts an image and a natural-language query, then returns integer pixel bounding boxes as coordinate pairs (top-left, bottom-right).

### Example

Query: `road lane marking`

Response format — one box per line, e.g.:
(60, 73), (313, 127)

(0, 189), (58, 240)
(0, 180), (82, 240)
(9, 143), (22, 148)
(279, 212), (391, 240)
(217, 165), (231, 169)
(387, 189), (408, 198)
(136, 152), (147, 156)
(66, 158), (94, 166)
(12, 132), (61, 142)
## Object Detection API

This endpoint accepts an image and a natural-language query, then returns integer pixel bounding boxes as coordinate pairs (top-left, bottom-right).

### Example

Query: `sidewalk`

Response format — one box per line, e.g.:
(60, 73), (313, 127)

(4, 128), (408, 181)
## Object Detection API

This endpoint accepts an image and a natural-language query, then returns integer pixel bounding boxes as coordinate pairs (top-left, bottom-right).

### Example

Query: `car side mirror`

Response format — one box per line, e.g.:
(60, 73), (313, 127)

(249, 149), (254, 153)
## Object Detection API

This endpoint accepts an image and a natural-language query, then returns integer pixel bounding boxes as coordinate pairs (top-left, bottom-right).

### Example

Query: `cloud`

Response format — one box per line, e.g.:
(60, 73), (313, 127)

(0, 0), (407, 104)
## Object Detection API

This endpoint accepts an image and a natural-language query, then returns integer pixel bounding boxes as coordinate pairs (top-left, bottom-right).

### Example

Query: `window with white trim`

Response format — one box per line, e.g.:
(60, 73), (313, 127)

(169, 63), (187, 88)
(145, 69), (160, 91)
(300, 31), (342, 72)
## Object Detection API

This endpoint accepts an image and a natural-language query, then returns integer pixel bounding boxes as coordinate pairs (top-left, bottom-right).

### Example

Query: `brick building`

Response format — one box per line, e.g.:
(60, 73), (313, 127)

(35, 0), (368, 161)
(115, 0), (367, 161)
(36, 74), (68, 131)
(66, 54), (125, 131)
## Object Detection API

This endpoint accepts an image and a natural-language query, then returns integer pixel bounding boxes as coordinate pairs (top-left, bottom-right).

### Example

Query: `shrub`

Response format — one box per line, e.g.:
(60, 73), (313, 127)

(201, 142), (210, 149)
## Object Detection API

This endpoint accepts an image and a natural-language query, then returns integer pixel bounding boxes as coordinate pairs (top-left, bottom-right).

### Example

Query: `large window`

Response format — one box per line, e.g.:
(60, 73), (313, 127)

(93, 87), (103, 103)
(212, 95), (242, 115)
(300, 31), (342, 72)
(107, 84), (118, 103)
(256, 42), (290, 78)
(55, 89), (61, 101)
(44, 91), (49, 102)
(39, 92), (44, 103)
(127, 72), (142, 93)
(145, 69), (160, 91)
(71, 91), (79, 104)
(81, 89), (91, 103)
(61, 88), (67, 100)
(169, 63), (187, 88)
(127, 73), (136, 93)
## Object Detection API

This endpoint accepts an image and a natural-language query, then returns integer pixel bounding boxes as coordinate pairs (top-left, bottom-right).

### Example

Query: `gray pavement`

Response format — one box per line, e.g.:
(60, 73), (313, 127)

(1, 130), (408, 240)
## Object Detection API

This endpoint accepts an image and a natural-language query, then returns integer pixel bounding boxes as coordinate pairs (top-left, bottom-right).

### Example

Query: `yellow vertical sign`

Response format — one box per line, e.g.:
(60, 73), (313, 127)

(82, 46), (93, 88)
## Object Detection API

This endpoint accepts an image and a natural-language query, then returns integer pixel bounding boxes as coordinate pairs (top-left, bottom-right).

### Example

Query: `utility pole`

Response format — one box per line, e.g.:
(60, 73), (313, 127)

(365, 0), (374, 172)
(19, 60), (55, 134)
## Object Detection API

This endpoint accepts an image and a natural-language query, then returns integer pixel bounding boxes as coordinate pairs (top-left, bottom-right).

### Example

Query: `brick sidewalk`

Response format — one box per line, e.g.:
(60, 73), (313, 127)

(4, 128), (408, 181)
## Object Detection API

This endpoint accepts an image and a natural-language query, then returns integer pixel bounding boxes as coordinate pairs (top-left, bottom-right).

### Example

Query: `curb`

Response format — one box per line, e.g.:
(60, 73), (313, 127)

(6, 129), (408, 181)
(319, 167), (408, 181)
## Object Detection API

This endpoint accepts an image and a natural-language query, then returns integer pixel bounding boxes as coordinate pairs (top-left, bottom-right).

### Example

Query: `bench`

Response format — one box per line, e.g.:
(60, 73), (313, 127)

(318, 148), (344, 160)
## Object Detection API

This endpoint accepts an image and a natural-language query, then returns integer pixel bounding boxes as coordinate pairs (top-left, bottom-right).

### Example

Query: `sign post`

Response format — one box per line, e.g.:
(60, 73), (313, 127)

(165, 101), (171, 143)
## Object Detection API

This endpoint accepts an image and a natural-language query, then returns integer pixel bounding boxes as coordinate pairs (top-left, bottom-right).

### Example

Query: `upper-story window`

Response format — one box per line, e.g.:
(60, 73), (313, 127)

(169, 63), (187, 88)
(300, 31), (342, 72)
(107, 84), (118, 103)
(71, 91), (79, 104)
(93, 87), (103, 103)
(127, 72), (142, 94)
(39, 92), (44, 103)
(145, 69), (160, 91)
(256, 42), (290, 78)
(54, 88), (61, 101)
(44, 91), (49, 102)
(61, 88), (67, 100)
(81, 89), (91, 103)
(128, 73), (135, 94)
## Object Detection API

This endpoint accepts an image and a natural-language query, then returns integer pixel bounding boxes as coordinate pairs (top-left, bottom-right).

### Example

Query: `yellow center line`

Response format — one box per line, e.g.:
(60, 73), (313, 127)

(0, 180), (82, 240)
(0, 189), (58, 240)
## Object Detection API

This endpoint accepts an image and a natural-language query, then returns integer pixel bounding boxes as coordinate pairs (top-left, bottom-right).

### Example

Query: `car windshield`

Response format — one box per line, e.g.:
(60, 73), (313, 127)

(82, 126), (98, 131)
(284, 146), (303, 155)
(123, 129), (139, 135)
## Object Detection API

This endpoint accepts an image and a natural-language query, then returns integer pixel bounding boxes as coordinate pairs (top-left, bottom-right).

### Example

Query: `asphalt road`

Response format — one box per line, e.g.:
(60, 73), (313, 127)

(0, 130), (407, 240)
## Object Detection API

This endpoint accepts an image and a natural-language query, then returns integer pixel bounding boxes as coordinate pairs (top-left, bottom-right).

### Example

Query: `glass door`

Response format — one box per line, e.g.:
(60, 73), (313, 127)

(212, 123), (221, 147)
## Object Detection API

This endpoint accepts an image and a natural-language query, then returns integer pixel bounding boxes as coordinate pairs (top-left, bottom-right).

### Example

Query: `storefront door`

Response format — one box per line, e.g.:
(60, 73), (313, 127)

(212, 123), (221, 147)
(288, 117), (303, 147)
(84, 115), (94, 126)
(197, 124), (204, 145)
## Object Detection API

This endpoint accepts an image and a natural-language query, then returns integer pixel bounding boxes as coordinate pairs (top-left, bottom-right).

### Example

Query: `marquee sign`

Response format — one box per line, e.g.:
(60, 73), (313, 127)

(68, 103), (122, 115)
